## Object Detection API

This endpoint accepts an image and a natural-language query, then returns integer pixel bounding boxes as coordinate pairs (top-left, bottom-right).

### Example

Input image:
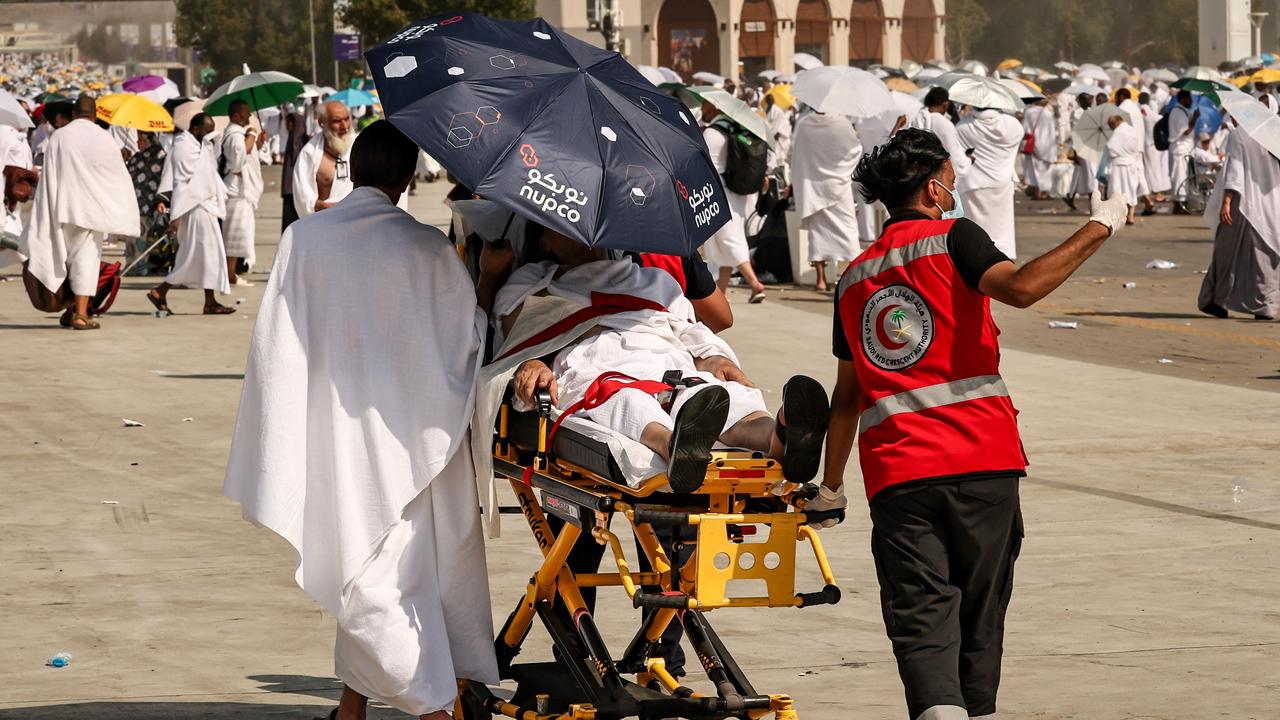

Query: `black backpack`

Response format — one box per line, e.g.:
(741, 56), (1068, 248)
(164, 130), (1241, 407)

(709, 116), (768, 195)
(1152, 112), (1171, 152)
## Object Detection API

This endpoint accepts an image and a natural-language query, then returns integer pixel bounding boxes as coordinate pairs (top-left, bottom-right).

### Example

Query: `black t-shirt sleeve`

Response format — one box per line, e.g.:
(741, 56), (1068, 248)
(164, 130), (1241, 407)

(682, 254), (717, 300)
(833, 292), (855, 361)
(947, 218), (1011, 292)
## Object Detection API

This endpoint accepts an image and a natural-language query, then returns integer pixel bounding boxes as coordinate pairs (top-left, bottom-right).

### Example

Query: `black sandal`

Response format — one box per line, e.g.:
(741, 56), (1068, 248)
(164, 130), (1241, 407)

(776, 375), (830, 483)
(146, 290), (172, 316)
(666, 385), (730, 493)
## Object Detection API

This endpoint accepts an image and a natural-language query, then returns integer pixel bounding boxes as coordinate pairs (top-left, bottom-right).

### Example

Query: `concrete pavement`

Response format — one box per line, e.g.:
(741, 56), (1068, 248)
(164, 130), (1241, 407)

(1, 176), (1276, 720)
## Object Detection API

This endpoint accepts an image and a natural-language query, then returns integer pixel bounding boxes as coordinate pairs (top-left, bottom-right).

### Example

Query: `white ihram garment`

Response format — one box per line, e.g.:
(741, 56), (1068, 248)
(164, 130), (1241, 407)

(495, 259), (766, 441)
(956, 110), (1023, 258)
(765, 104), (792, 166)
(855, 116), (898, 243)
(1199, 129), (1280, 318)
(19, 118), (138, 295)
(1105, 122), (1145, 205)
(224, 187), (496, 716)
(1, 205), (23, 269)
(1168, 104), (1196, 200)
(1142, 107), (1172, 193)
(1020, 105), (1056, 190)
(910, 108), (972, 178)
(292, 133), (352, 219)
(161, 131), (229, 293)
(791, 112), (862, 262)
(701, 125), (754, 268)
(221, 123), (265, 268)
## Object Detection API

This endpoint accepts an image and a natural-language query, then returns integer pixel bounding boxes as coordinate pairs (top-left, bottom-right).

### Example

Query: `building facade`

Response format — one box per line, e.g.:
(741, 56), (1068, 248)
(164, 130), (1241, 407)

(1198, 0), (1254, 67)
(541, 0), (946, 81)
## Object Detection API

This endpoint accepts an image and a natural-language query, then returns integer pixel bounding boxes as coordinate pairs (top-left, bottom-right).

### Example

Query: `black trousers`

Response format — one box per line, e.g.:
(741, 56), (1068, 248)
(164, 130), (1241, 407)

(869, 475), (1024, 719)
(281, 194), (299, 233)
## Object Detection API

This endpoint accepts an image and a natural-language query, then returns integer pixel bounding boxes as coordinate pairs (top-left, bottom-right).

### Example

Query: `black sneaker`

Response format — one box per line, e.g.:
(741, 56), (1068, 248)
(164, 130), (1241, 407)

(666, 386), (730, 493)
(1200, 303), (1229, 318)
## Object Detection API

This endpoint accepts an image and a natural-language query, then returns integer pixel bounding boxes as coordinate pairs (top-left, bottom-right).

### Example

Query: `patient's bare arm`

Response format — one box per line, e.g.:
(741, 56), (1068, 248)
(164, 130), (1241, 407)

(693, 355), (755, 387)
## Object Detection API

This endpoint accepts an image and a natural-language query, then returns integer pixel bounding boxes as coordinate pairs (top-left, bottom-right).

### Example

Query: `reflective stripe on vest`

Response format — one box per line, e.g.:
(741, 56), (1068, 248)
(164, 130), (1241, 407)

(837, 232), (949, 299)
(859, 375), (1010, 432)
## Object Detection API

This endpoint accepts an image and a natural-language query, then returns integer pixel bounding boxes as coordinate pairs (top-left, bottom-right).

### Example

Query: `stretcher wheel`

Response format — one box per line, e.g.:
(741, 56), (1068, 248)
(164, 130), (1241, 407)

(454, 687), (492, 720)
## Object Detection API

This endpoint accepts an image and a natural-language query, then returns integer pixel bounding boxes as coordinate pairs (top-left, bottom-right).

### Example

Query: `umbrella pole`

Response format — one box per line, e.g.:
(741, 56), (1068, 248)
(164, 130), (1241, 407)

(121, 231), (171, 276)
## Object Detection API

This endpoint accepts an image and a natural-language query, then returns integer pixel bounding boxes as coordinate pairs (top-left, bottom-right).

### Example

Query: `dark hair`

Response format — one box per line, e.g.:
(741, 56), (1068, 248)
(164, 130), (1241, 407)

(188, 112), (212, 131)
(45, 101), (73, 123)
(350, 119), (418, 188)
(1138, 91), (1150, 104)
(228, 98), (249, 116)
(72, 94), (96, 119)
(853, 128), (949, 209)
(1115, 88), (1131, 102)
(923, 86), (949, 108)
(1178, 89), (1192, 101)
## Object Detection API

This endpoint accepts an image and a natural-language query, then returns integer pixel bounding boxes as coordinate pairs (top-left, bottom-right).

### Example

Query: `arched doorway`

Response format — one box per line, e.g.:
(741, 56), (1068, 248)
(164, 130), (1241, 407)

(901, 0), (936, 62)
(738, 0), (776, 78)
(849, 0), (883, 64)
(794, 0), (831, 65)
(657, 0), (720, 79)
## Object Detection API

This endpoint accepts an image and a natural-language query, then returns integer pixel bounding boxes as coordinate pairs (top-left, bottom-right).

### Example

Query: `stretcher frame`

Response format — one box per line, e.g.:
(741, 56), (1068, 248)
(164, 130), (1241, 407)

(456, 390), (843, 720)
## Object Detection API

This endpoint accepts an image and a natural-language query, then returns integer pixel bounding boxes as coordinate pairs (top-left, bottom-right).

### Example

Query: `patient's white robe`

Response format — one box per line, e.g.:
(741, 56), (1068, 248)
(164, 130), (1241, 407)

(220, 123), (264, 269)
(225, 186), (496, 716)
(792, 112), (861, 263)
(495, 260), (767, 439)
(957, 109), (1024, 258)
(19, 118), (138, 295)
(161, 131), (229, 293)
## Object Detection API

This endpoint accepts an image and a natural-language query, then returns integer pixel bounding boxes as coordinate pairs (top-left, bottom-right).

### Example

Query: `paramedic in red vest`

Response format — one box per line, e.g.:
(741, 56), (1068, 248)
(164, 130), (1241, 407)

(812, 129), (1129, 720)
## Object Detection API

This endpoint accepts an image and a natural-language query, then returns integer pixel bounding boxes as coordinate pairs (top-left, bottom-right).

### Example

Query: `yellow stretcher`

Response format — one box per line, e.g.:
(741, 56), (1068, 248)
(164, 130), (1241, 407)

(455, 388), (843, 720)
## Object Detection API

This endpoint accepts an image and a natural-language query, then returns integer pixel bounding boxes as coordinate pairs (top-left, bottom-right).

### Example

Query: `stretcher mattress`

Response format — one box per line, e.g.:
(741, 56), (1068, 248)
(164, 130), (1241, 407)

(506, 406), (667, 489)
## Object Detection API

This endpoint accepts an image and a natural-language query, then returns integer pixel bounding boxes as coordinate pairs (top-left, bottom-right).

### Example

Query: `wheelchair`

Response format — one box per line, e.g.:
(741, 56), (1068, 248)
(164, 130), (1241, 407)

(456, 387), (844, 720)
(1176, 156), (1218, 215)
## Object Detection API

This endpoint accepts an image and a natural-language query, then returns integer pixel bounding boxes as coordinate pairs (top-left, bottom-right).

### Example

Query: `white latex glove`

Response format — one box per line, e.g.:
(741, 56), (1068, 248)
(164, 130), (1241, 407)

(805, 485), (847, 529)
(1088, 191), (1128, 236)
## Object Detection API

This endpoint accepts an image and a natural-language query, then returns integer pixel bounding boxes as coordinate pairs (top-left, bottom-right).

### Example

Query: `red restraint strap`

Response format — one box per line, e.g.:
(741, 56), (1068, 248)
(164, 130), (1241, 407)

(521, 371), (673, 485)
(497, 292), (668, 362)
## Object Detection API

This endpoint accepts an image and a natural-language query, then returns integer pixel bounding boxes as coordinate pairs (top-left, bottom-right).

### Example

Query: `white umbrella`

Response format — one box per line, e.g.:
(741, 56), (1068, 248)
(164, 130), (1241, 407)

(757, 69), (780, 80)
(914, 68), (944, 83)
(1076, 65), (1110, 83)
(1105, 68), (1131, 88)
(1054, 61), (1079, 73)
(1182, 66), (1222, 81)
(900, 59), (923, 78)
(932, 72), (1025, 112)
(1071, 102), (1119, 168)
(0, 89), (33, 130)
(1066, 82), (1102, 96)
(792, 65), (894, 118)
(999, 78), (1044, 101)
(1142, 68), (1179, 84)
(775, 73), (795, 84)
(960, 60), (988, 76)
(692, 71), (725, 86)
(658, 67), (683, 84)
(928, 60), (954, 72)
(870, 67), (891, 79)
(686, 86), (774, 148)
(634, 65), (666, 87)
(1102, 60), (1126, 70)
(889, 89), (924, 117)
(299, 84), (323, 98)
(793, 52), (823, 71)
(1219, 89), (1280, 161)
(1237, 55), (1265, 69)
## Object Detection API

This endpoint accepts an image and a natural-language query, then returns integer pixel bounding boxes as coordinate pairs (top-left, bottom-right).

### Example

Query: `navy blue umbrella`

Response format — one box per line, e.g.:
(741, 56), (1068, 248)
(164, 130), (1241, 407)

(365, 12), (730, 255)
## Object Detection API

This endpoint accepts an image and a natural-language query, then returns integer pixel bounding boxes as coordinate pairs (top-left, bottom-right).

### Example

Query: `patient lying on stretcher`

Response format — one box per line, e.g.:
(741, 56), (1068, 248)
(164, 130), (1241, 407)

(495, 228), (830, 493)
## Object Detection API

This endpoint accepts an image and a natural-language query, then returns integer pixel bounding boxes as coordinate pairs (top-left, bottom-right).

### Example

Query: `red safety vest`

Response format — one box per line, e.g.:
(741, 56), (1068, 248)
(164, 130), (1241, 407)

(836, 217), (1026, 500)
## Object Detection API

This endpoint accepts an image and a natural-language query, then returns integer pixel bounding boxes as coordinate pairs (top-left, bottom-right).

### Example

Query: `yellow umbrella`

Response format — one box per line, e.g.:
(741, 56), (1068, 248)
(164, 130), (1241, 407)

(996, 58), (1023, 71)
(1232, 75), (1253, 88)
(1015, 78), (1042, 93)
(1249, 68), (1280, 84)
(885, 77), (919, 92)
(95, 93), (175, 132)
(764, 84), (795, 110)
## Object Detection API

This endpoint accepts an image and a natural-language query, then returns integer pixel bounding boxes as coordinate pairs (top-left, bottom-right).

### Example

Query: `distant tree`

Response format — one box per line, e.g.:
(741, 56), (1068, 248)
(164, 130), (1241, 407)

(176, 0), (335, 92)
(342, 0), (537, 48)
(945, 0), (988, 61)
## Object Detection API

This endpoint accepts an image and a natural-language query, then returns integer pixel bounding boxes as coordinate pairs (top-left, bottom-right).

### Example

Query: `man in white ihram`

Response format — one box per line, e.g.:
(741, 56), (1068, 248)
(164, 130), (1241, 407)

(220, 98), (266, 285)
(909, 88), (971, 180)
(791, 109), (861, 291)
(293, 99), (356, 217)
(1104, 114), (1145, 226)
(225, 121), (499, 720)
(957, 106), (1024, 258)
(1167, 90), (1201, 215)
(1020, 98), (1056, 200)
(20, 95), (138, 330)
(145, 112), (235, 315)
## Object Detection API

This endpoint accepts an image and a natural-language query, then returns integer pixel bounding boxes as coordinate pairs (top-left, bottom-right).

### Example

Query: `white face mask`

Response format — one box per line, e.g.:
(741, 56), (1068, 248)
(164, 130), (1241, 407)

(931, 178), (965, 220)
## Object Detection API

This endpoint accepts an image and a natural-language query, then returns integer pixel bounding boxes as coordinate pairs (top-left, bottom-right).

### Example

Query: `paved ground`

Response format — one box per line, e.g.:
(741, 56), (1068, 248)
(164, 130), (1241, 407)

(2, 173), (1277, 720)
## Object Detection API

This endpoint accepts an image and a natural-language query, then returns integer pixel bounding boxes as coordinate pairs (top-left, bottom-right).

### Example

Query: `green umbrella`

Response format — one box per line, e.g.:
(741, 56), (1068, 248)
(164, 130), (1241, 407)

(1171, 77), (1235, 105)
(37, 92), (70, 104)
(686, 85), (774, 149)
(203, 71), (305, 115)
